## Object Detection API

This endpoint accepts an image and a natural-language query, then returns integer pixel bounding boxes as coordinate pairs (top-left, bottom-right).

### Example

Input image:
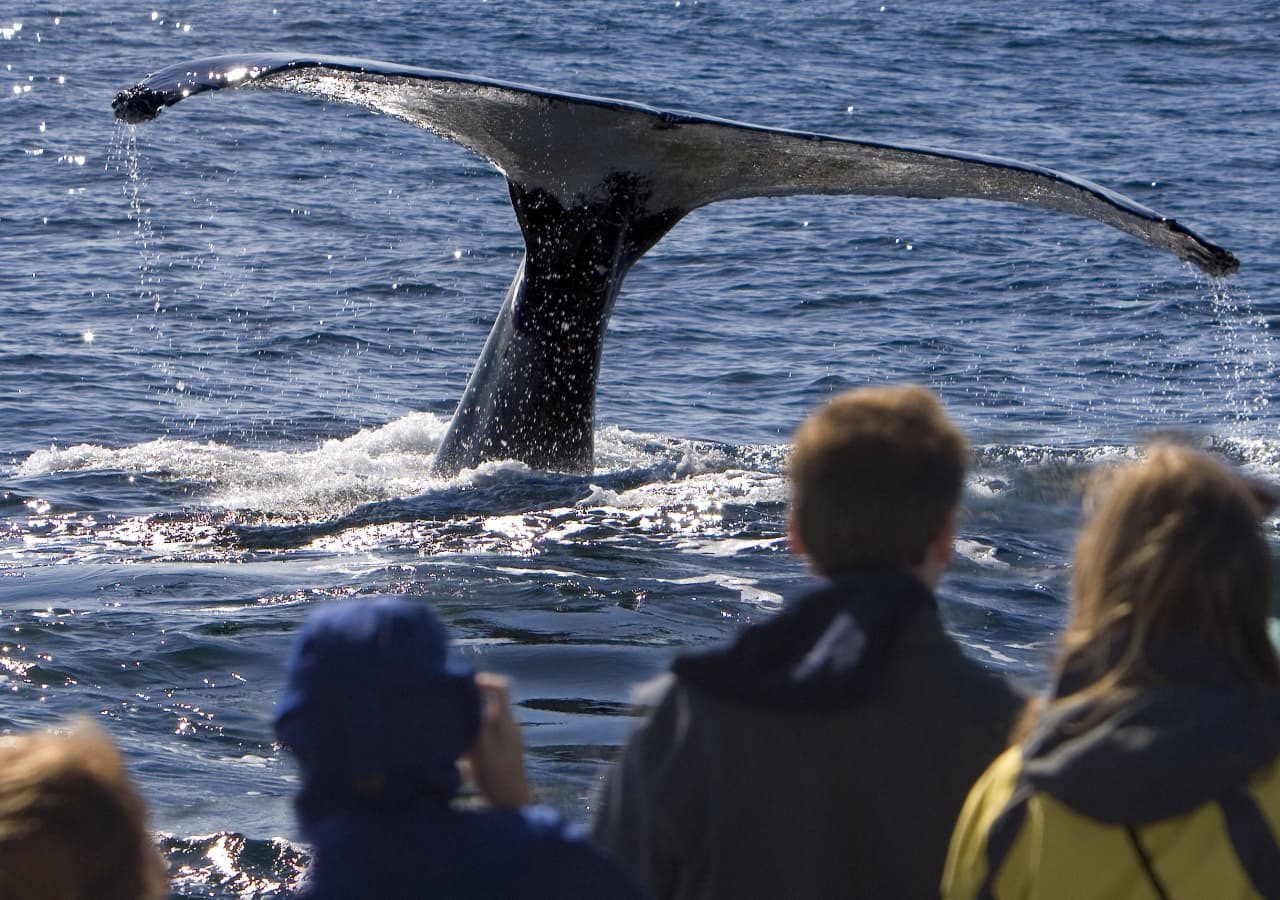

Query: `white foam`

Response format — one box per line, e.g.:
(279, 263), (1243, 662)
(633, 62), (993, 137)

(662, 572), (783, 607)
(955, 539), (1006, 568)
(593, 468), (788, 512)
(20, 413), (451, 517)
(45, 419), (1277, 575)
(17, 415), (789, 522)
(494, 565), (594, 579)
(965, 641), (1018, 665)
(675, 536), (787, 559)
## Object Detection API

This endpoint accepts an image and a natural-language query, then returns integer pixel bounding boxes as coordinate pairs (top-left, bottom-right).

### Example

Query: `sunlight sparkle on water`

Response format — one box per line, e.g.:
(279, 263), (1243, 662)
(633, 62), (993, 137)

(81, 330), (95, 343)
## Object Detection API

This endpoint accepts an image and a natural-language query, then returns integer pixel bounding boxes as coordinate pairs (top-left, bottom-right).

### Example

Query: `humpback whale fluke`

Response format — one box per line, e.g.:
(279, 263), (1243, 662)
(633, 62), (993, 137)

(113, 54), (1240, 475)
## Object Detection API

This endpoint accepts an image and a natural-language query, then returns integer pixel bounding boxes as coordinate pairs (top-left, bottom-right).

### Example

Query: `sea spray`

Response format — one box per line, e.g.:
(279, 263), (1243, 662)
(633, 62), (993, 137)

(1209, 280), (1275, 426)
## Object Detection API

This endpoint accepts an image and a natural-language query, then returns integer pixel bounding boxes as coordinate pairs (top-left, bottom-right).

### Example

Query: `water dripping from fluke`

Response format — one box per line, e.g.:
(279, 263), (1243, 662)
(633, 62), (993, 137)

(1209, 283), (1275, 427)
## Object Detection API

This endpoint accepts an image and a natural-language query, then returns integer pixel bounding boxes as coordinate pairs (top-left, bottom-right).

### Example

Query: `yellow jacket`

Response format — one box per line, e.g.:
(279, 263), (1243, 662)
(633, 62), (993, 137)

(943, 642), (1280, 900)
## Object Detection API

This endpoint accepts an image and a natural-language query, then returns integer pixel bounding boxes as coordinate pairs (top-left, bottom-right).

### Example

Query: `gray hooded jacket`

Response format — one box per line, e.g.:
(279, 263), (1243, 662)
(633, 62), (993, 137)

(593, 571), (1021, 900)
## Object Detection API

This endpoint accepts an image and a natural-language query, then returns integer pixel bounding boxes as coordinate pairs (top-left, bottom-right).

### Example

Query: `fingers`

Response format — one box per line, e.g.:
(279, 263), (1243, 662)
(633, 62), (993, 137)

(475, 672), (514, 723)
(464, 672), (534, 809)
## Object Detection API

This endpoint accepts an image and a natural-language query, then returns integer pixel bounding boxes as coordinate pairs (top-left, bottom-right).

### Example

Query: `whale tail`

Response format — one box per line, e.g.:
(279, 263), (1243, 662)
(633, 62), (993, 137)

(113, 55), (1239, 474)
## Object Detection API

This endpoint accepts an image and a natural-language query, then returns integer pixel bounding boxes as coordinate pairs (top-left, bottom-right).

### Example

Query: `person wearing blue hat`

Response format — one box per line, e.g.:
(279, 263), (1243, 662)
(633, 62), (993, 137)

(275, 596), (645, 899)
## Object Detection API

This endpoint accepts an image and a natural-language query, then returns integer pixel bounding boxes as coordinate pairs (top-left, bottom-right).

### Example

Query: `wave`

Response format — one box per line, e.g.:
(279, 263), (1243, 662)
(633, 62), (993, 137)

(14, 415), (787, 516)
(161, 831), (308, 899)
(19, 412), (449, 518)
(9, 417), (1280, 566)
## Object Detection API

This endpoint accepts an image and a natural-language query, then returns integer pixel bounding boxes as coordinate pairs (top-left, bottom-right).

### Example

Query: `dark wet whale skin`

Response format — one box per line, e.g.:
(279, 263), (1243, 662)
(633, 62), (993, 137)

(432, 179), (683, 475)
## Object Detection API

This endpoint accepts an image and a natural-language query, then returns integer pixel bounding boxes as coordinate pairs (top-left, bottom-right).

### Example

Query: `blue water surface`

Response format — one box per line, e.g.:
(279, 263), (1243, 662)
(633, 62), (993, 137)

(1, 2), (1278, 895)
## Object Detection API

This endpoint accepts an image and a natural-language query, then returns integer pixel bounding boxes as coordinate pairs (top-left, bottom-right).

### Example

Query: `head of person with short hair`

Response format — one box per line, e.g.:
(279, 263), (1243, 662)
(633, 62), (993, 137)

(789, 384), (968, 585)
(0, 724), (168, 900)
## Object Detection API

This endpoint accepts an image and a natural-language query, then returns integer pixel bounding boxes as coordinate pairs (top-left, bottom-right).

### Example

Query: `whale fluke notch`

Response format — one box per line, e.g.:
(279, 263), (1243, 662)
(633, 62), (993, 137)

(113, 54), (1240, 475)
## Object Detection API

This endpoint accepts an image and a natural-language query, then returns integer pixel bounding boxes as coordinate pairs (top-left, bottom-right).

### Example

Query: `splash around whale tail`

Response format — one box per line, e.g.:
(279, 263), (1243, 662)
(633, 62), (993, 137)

(113, 55), (1239, 475)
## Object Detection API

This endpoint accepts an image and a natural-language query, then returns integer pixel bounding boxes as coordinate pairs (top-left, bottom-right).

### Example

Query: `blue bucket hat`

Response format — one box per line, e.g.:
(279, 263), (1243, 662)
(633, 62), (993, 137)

(274, 597), (481, 807)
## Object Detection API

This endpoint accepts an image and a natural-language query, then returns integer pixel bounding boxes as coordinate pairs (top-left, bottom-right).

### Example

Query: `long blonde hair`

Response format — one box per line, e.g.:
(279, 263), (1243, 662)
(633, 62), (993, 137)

(1024, 444), (1279, 734)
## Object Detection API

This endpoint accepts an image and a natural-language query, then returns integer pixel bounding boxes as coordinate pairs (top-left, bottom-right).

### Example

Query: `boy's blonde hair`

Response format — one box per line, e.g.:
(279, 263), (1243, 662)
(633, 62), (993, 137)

(0, 725), (168, 900)
(789, 385), (968, 575)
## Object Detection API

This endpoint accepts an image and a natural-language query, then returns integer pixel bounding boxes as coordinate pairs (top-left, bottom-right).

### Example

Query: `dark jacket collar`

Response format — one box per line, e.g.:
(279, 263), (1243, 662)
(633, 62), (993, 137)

(1022, 636), (1280, 824)
(672, 569), (937, 712)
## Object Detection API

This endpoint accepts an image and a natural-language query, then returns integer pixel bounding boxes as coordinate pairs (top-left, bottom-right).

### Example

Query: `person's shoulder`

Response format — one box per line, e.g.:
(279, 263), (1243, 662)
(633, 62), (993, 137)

(631, 669), (731, 726)
(453, 802), (579, 842)
(900, 606), (1023, 692)
(501, 803), (640, 854)
(948, 641), (1023, 694)
(629, 670), (678, 710)
(945, 644), (1025, 717)
(517, 802), (581, 837)
(892, 618), (1026, 731)
(514, 806), (647, 899)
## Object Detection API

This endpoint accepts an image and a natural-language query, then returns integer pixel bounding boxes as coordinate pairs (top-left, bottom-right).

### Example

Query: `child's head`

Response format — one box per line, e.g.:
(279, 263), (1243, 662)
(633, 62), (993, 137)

(274, 597), (482, 821)
(0, 725), (168, 900)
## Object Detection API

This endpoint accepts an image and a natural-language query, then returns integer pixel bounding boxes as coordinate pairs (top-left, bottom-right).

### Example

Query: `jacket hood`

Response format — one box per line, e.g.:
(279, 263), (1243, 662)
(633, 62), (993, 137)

(672, 570), (935, 712)
(1022, 637), (1280, 825)
(274, 597), (481, 819)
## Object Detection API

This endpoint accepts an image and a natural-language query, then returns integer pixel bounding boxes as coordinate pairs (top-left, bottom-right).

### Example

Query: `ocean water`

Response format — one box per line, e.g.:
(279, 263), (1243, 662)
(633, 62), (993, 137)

(2, 1), (1278, 895)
